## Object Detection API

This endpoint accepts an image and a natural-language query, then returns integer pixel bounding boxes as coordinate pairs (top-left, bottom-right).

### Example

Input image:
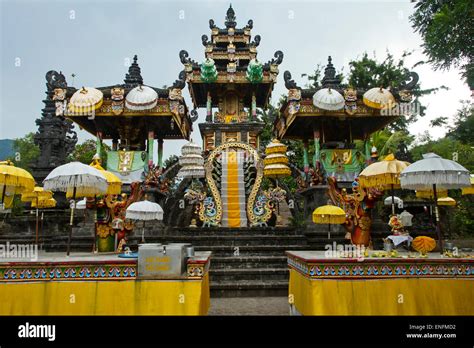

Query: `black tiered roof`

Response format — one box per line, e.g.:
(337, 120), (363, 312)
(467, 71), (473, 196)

(278, 56), (420, 141)
(124, 55), (143, 88)
(179, 5), (284, 108)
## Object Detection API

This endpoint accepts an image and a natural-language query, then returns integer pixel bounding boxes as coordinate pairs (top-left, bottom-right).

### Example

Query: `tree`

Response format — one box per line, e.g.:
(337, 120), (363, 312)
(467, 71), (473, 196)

(68, 139), (109, 166)
(302, 64), (323, 89)
(12, 132), (40, 172)
(348, 51), (446, 131)
(410, 0), (474, 88)
(355, 129), (414, 159)
(446, 100), (474, 146)
(258, 105), (278, 149)
(410, 137), (474, 172)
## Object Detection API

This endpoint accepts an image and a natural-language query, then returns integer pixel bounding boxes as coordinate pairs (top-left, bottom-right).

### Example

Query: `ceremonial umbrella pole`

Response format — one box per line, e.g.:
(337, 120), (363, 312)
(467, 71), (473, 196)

(43, 162), (107, 256)
(312, 205), (346, 239)
(21, 187), (53, 245)
(400, 153), (470, 251)
(31, 197), (56, 248)
(437, 197), (456, 239)
(126, 199), (164, 243)
(358, 154), (409, 216)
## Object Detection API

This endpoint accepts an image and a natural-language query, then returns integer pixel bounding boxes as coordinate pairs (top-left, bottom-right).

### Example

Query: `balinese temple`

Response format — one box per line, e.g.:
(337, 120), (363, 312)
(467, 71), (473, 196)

(179, 5), (283, 227)
(55, 55), (192, 184)
(276, 58), (418, 183)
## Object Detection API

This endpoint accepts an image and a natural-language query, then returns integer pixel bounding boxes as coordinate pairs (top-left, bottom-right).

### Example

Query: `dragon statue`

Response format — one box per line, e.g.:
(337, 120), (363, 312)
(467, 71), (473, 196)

(184, 183), (220, 227)
(90, 181), (144, 251)
(327, 176), (383, 246)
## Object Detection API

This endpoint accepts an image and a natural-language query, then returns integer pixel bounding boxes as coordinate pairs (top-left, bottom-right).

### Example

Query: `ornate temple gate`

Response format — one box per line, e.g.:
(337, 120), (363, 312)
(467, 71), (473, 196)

(203, 142), (267, 227)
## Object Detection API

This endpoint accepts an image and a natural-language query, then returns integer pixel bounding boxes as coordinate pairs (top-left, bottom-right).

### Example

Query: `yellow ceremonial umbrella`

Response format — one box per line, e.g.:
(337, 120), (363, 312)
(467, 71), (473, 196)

(21, 187), (53, 202)
(32, 197), (56, 209)
(358, 154), (410, 215)
(462, 177), (474, 195)
(416, 189), (448, 199)
(312, 205), (346, 239)
(437, 197), (456, 206)
(0, 161), (35, 209)
(21, 187), (54, 245)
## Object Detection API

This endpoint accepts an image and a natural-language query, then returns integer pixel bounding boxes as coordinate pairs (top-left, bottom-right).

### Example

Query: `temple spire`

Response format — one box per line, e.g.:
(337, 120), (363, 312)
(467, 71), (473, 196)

(225, 4), (236, 28)
(321, 56), (341, 88)
(124, 54), (143, 88)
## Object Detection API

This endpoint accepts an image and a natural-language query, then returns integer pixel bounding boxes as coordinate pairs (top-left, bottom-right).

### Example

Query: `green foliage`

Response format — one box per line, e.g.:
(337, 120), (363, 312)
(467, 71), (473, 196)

(348, 52), (411, 90)
(446, 100), (474, 146)
(258, 105), (278, 149)
(10, 196), (24, 216)
(289, 209), (307, 228)
(302, 65), (323, 89)
(12, 132), (40, 172)
(409, 99), (474, 237)
(450, 194), (474, 237)
(68, 139), (109, 166)
(411, 136), (474, 172)
(354, 129), (414, 159)
(430, 116), (449, 128)
(163, 154), (179, 169)
(348, 51), (447, 130)
(410, 0), (474, 87)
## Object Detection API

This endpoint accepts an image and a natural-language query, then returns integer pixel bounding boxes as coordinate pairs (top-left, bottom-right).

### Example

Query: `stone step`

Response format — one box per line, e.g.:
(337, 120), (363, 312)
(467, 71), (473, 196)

(193, 245), (308, 257)
(211, 256), (288, 269)
(210, 268), (288, 282)
(210, 280), (288, 297)
(169, 227), (300, 236)
(222, 201), (246, 207)
(129, 235), (307, 246)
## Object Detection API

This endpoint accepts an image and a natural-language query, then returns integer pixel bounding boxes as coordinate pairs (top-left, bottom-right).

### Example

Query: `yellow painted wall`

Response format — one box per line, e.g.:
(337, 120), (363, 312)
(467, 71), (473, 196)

(289, 269), (474, 315)
(0, 274), (209, 316)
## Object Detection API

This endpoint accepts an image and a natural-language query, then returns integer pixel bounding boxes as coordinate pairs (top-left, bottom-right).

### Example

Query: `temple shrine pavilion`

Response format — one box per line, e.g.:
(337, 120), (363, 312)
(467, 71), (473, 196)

(178, 5), (284, 227)
(56, 56), (192, 184)
(277, 58), (418, 183)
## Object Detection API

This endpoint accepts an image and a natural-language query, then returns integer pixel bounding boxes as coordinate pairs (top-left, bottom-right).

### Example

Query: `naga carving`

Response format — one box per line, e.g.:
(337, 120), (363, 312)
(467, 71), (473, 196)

(327, 176), (383, 246)
(183, 142), (278, 227)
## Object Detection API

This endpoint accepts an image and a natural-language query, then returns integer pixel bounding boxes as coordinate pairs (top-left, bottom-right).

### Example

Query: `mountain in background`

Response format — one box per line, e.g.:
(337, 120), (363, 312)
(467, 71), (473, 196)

(0, 139), (15, 160)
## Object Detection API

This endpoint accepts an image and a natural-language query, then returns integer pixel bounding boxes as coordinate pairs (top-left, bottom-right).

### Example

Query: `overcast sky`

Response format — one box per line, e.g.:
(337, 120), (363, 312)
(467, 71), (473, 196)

(1, 0), (471, 160)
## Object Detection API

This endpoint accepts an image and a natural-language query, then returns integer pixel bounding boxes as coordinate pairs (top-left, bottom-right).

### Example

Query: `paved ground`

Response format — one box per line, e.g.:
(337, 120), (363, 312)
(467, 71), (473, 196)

(208, 297), (289, 315)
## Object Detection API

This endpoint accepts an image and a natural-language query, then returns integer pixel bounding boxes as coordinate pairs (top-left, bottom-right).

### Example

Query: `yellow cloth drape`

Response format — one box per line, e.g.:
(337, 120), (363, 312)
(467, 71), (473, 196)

(0, 274), (210, 315)
(289, 269), (474, 315)
(226, 151), (241, 227)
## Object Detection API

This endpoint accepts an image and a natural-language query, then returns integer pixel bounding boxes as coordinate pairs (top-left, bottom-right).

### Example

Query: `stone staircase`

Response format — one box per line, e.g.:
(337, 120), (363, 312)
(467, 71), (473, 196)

(40, 226), (309, 297)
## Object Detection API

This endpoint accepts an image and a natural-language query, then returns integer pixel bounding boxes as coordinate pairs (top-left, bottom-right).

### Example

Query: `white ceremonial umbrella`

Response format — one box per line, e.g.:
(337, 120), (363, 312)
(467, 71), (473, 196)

(43, 162), (108, 255)
(312, 88), (345, 111)
(400, 153), (470, 249)
(126, 199), (164, 242)
(384, 196), (403, 208)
